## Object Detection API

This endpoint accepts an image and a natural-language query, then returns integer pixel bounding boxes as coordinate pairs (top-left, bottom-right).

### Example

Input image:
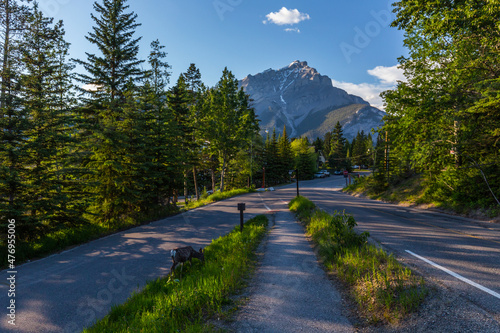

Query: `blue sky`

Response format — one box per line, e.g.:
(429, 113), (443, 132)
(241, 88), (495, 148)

(41, 0), (407, 109)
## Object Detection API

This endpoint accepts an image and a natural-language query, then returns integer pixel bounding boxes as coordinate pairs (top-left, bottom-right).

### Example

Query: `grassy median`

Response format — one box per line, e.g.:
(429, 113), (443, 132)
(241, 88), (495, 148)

(289, 196), (427, 324)
(84, 214), (268, 333)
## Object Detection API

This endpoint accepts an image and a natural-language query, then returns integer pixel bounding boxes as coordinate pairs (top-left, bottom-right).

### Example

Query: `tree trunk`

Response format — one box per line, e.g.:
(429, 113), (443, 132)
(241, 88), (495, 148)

(192, 165), (199, 200)
(1, 0), (12, 109)
(211, 168), (215, 192)
(183, 169), (188, 203)
(220, 153), (227, 192)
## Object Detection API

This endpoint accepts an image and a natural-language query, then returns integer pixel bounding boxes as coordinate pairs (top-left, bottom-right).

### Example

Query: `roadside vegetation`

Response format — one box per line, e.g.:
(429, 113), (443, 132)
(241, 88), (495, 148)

(289, 196), (428, 324)
(345, 173), (500, 219)
(181, 188), (255, 210)
(84, 215), (269, 333)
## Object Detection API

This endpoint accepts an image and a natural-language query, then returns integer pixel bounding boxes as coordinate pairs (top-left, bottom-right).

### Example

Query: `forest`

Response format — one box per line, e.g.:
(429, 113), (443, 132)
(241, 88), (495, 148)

(0, 0), (316, 246)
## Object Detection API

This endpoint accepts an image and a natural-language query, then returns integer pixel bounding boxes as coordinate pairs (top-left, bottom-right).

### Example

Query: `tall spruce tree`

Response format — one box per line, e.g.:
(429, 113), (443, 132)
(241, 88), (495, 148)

(74, 0), (145, 224)
(139, 39), (175, 208)
(181, 63), (203, 199)
(0, 0), (33, 231)
(329, 121), (347, 170)
(168, 75), (194, 201)
(18, 5), (80, 238)
(278, 125), (294, 182)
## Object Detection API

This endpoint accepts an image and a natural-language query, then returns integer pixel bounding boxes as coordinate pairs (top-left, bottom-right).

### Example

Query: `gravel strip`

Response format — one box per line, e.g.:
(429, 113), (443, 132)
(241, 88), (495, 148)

(230, 210), (354, 333)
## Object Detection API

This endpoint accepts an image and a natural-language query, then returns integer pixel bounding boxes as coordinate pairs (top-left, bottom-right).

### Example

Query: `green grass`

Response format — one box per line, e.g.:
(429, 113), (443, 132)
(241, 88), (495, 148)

(181, 188), (255, 210)
(0, 188), (254, 268)
(289, 196), (427, 325)
(84, 215), (268, 333)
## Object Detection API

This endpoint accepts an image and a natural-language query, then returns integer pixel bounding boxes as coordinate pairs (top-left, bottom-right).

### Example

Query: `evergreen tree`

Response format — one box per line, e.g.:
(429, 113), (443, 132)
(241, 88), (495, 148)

(200, 68), (259, 192)
(182, 63), (202, 94)
(278, 125), (294, 182)
(168, 75), (194, 201)
(139, 39), (175, 209)
(329, 121), (347, 170)
(181, 63), (203, 199)
(323, 131), (332, 156)
(74, 0), (145, 224)
(313, 137), (323, 153)
(0, 0), (33, 232)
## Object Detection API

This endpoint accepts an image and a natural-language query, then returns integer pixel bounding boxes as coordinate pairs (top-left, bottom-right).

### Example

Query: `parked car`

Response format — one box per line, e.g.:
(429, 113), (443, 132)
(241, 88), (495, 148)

(353, 165), (360, 169)
(320, 170), (330, 177)
(314, 172), (326, 178)
(333, 170), (342, 175)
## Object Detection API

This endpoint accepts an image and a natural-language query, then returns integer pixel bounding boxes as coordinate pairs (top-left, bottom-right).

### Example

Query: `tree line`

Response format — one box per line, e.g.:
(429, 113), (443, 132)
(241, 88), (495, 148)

(0, 0), (261, 240)
(312, 121), (377, 171)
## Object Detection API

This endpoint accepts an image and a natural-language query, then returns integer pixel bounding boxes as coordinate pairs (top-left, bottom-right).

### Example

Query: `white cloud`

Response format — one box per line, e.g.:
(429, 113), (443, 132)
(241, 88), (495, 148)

(331, 65), (406, 110)
(367, 65), (405, 85)
(82, 84), (102, 92)
(264, 7), (310, 26)
(284, 27), (301, 33)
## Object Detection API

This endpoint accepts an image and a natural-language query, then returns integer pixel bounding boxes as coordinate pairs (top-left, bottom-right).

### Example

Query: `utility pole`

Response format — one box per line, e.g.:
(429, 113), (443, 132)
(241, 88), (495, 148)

(385, 131), (390, 180)
(296, 168), (299, 197)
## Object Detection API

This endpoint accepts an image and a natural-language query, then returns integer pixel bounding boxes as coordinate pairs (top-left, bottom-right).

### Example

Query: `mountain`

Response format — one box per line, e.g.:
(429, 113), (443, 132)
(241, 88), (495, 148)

(239, 61), (385, 141)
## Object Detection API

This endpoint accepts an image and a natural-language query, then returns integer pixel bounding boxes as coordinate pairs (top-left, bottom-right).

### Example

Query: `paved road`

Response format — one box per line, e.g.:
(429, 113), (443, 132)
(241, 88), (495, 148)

(0, 193), (269, 333)
(262, 176), (500, 329)
(2, 176), (500, 332)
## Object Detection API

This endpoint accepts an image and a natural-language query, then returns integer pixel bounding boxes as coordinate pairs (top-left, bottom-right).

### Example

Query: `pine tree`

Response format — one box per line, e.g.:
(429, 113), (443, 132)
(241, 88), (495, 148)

(138, 39), (175, 209)
(15, 4), (82, 238)
(181, 63), (203, 199)
(182, 63), (202, 94)
(74, 0), (145, 225)
(201, 68), (258, 192)
(0, 0), (33, 232)
(329, 121), (347, 170)
(168, 75), (194, 201)
(278, 125), (294, 183)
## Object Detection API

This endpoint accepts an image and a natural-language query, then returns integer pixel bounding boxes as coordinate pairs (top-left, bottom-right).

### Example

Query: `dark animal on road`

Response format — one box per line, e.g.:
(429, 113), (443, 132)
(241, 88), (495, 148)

(170, 246), (204, 274)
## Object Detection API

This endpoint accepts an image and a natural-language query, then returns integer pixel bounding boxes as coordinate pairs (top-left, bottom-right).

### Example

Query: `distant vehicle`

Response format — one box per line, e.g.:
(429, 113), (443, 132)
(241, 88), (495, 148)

(353, 165), (360, 169)
(320, 170), (330, 177)
(333, 170), (342, 175)
(361, 165), (368, 169)
(314, 172), (326, 178)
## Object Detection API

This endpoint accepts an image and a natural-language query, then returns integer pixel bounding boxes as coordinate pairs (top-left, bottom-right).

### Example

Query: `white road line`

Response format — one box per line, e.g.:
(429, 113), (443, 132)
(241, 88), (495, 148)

(406, 250), (500, 300)
(258, 193), (272, 211)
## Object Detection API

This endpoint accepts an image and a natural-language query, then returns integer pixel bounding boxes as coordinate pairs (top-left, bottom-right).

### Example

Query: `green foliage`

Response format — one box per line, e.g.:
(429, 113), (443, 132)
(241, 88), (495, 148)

(199, 68), (259, 192)
(288, 196), (316, 220)
(291, 137), (317, 180)
(184, 188), (255, 210)
(376, 0), (500, 213)
(328, 121), (347, 170)
(0, 0), (264, 260)
(307, 210), (369, 259)
(84, 215), (268, 333)
(290, 196), (427, 324)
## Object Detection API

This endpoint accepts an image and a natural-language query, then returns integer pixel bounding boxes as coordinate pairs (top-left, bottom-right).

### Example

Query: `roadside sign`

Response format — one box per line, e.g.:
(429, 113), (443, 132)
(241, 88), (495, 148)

(343, 170), (348, 178)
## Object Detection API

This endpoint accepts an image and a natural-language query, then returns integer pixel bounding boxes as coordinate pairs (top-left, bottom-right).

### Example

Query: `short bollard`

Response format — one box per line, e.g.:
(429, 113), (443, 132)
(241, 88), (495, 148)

(237, 203), (246, 231)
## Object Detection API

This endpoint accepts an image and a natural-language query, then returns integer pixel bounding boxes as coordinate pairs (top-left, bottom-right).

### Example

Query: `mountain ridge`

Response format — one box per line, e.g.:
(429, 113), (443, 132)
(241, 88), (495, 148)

(239, 61), (385, 141)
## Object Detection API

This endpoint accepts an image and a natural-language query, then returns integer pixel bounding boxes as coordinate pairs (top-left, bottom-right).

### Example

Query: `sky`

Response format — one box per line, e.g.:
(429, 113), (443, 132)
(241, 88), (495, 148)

(40, 0), (408, 110)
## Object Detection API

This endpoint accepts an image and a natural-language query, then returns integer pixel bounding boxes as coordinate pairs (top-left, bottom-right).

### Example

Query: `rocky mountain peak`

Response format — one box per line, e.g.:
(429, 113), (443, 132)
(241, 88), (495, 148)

(239, 61), (384, 141)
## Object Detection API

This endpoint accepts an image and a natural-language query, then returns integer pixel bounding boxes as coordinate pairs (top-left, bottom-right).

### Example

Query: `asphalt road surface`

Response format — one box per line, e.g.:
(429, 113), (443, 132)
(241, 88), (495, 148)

(2, 176), (499, 332)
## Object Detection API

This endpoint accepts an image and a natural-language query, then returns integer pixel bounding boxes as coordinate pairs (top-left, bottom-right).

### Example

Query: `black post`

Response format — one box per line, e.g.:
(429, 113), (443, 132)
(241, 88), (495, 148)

(237, 203), (246, 232)
(296, 168), (299, 197)
(240, 210), (244, 231)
